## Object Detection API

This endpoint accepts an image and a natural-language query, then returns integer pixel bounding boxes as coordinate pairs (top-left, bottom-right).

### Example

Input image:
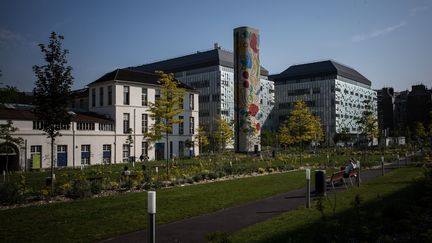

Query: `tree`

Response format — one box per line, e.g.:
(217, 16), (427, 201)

(278, 100), (323, 165)
(145, 71), (185, 176)
(356, 98), (378, 147)
(413, 121), (427, 147)
(261, 130), (277, 148)
(214, 117), (233, 152)
(194, 126), (209, 153)
(333, 127), (351, 147)
(0, 120), (23, 178)
(33, 32), (73, 194)
(0, 85), (19, 104)
(125, 128), (134, 162)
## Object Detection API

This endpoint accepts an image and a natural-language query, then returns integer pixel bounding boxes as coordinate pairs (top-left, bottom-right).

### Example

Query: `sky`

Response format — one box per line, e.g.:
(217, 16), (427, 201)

(0, 0), (431, 92)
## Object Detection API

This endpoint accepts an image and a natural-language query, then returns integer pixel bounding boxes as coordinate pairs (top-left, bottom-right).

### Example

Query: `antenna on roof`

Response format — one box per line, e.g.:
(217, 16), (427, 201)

(214, 43), (221, 50)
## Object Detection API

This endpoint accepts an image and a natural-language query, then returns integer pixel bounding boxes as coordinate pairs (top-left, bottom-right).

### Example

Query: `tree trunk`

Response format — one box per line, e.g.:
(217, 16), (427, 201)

(166, 132), (169, 178)
(51, 137), (55, 196)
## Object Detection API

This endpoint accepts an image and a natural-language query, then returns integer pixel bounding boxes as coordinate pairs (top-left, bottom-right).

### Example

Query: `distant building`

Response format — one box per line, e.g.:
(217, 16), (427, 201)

(131, 45), (275, 138)
(0, 69), (199, 171)
(270, 60), (377, 144)
(375, 84), (431, 137)
(407, 84), (432, 129)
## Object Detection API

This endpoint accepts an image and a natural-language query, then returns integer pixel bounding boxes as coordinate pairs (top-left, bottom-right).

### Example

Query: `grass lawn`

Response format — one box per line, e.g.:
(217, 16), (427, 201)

(0, 170), (311, 242)
(228, 167), (430, 243)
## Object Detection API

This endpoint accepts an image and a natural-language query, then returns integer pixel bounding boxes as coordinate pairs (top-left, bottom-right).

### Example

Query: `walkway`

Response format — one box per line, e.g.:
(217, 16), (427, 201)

(101, 157), (411, 243)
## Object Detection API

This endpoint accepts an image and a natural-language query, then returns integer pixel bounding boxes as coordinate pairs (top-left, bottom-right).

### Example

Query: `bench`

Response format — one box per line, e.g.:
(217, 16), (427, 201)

(328, 168), (360, 190)
(328, 171), (347, 190)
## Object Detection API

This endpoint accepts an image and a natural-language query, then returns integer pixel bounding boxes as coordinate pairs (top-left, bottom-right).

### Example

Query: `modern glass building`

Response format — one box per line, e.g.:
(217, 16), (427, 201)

(131, 45), (275, 138)
(270, 60), (377, 144)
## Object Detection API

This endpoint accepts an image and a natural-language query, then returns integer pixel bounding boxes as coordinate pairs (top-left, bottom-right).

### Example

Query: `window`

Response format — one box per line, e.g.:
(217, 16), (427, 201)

(179, 116), (184, 135)
(155, 89), (160, 100)
(108, 86), (113, 105)
(123, 86), (130, 105)
(99, 123), (114, 131)
(91, 88), (96, 107)
(79, 99), (84, 109)
(102, 144), (111, 164)
(99, 87), (104, 106)
(142, 88), (148, 106)
(189, 117), (194, 134)
(142, 114), (148, 134)
(123, 144), (130, 162)
(142, 142), (148, 157)
(189, 94), (194, 110)
(77, 122), (95, 130)
(33, 121), (44, 130)
(123, 113), (130, 133)
(81, 145), (90, 165)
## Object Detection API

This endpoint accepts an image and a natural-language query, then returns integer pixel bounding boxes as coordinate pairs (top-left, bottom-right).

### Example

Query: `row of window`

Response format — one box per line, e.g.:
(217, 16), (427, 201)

(91, 86), (113, 107)
(32, 121), (114, 131)
(123, 113), (195, 135)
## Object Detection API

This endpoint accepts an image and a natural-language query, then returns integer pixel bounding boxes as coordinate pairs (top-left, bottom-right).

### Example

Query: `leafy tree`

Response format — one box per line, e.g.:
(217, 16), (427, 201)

(0, 120), (23, 179)
(278, 100), (323, 164)
(33, 32), (73, 194)
(356, 98), (378, 146)
(214, 117), (233, 152)
(334, 127), (351, 146)
(125, 128), (134, 162)
(145, 71), (185, 176)
(194, 126), (209, 153)
(261, 130), (277, 147)
(0, 86), (19, 104)
(413, 121), (427, 146)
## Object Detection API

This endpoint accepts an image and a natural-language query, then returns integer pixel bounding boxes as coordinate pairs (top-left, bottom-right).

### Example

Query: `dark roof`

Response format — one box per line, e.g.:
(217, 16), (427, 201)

(270, 60), (371, 86)
(130, 48), (269, 76)
(0, 105), (113, 123)
(70, 88), (88, 98)
(88, 69), (196, 91)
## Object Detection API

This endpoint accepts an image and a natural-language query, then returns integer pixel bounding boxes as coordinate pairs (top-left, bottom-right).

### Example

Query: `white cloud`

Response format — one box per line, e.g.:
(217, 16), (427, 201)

(352, 21), (406, 42)
(0, 28), (36, 48)
(409, 6), (429, 16)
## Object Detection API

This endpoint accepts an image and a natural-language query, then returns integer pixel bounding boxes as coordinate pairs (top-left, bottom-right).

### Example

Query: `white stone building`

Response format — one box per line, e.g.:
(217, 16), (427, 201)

(0, 69), (199, 171)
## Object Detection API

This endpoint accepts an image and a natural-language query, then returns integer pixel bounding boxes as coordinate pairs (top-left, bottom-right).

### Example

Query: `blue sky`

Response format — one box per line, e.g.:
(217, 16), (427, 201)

(0, 0), (431, 91)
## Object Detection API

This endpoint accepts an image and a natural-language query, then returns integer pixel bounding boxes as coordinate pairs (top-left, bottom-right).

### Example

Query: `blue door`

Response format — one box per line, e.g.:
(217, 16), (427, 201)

(57, 145), (67, 167)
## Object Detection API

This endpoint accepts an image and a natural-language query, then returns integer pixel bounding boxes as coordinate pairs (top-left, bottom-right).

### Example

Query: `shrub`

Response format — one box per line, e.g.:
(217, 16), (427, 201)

(110, 181), (119, 190)
(90, 180), (102, 194)
(192, 174), (203, 182)
(207, 172), (218, 180)
(257, 167), (265, 174)
(66, 179), (91, 199)
(0, 182), (24, 205)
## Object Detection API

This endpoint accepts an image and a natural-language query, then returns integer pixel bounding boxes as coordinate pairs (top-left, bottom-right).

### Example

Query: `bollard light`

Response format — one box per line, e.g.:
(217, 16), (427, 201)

(305, 169), (311, 208)
(2, 170), (5, 183)
(381, 156), (384, 162)
(147, 191), (156, 243)
(155, 167), (158, 174)
(53, 173), (56, 180)
(148, 191), (156, 214)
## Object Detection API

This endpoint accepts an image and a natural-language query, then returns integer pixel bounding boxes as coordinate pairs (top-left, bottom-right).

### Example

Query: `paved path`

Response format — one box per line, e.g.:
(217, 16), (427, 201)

(101, 157), (411, 243)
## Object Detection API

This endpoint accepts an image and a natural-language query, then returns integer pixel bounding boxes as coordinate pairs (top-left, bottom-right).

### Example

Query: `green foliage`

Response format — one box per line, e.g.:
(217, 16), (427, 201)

(33, 32), (73, 139)
(260, 130), (277, 147)
(278, 100), (323, 146)
(333, 127), (351, 146)
(356, 98), (378, 145)
(0, 120), (24, 175)
(66, 179), (91, 199)
(195, 126), (209, 152)
(144, 71), (185, 143)
(413, 121), (427, 145)
(214, 117), (234, 152)
(0, 85), (19, 104)
(0, 182), (24, 204)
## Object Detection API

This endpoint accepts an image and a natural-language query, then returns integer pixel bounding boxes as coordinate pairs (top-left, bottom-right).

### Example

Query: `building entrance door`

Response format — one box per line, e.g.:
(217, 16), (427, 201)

(57, 145), (67, 167)
(155, 143), (164, 160)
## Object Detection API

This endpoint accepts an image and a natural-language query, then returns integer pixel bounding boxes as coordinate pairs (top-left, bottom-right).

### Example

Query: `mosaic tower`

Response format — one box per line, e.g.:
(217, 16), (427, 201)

(234, 26), (261, 153)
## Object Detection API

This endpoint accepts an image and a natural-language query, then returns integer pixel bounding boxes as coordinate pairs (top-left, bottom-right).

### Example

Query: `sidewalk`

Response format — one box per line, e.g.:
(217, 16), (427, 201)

(101, 159), (408, 243)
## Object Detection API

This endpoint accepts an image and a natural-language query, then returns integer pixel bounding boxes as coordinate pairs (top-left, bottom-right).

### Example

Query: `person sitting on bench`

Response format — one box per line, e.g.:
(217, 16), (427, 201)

(122, 166), (131, 176)
(343, 159), (357, 178)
